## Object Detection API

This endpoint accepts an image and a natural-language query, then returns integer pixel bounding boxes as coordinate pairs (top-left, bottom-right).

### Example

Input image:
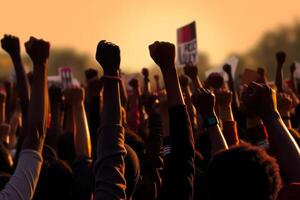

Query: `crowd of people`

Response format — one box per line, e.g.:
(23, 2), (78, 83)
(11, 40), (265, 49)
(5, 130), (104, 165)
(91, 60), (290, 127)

(0, 34), (299, 200)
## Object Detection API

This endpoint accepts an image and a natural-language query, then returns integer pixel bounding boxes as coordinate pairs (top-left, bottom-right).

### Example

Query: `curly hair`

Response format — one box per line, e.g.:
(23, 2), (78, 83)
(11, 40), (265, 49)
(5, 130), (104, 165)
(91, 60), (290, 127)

(207, 143), (282, 200)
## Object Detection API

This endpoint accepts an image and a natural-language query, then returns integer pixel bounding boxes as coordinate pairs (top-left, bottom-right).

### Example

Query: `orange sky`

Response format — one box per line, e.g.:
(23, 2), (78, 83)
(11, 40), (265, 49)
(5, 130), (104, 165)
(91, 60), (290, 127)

(1, 0), (300, 72)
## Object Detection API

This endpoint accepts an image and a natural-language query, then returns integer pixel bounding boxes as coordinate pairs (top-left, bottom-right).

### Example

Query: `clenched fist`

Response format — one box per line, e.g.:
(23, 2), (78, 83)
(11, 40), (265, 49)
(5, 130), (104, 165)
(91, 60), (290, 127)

(96, 40), (120, 75)
(275, 51), (286, 67)
(25, 36), (50, 65)
(192, 88), (216, 117)
(1, 34), (20, 57)
(149, 41), (175, 70)
(243, 82), (278, 119)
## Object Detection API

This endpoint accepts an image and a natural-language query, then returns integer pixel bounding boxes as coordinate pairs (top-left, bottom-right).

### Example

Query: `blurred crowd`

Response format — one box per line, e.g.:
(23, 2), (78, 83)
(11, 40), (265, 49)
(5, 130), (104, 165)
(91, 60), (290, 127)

(0, 35), (299, 200)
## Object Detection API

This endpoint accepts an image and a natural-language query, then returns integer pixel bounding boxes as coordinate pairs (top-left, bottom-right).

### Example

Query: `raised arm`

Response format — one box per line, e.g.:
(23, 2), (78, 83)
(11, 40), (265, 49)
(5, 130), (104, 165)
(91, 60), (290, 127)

(94, 40), (126, 200)
(149, 41), (194, 200)
(192, 88), (228, 155)
(275, 51), (286, 93)
(0, 37), (49, 200)
(1, 35), (31, 123)
(244, 82), (300, 183)
(184, 65), (203, 90)
(223, 64), (240, 111)
(64, 87), (91, 157)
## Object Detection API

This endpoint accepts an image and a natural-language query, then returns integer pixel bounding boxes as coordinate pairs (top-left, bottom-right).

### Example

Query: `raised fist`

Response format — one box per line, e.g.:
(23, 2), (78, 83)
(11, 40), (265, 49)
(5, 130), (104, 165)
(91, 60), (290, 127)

(223, 64), (232, 75)
(275, 51), (286, 66)
(192, 88), (216, 117)
(1, 34), (20, 56)
(149, 41), (175, 70)
(205, 73), (224, 90)
(184, 65), (198, 79)
(179, 74), (190, 88)
(25, 36), (50, 64)
(85, 68), (98, 81)
(142, 68), (149, 78)
(215, 89), (232, 107)
(277, 92), (292, 113)
(243, 82), (278, 119)
(63, 87), (85, 104)
(129, 78), (140, 90)
(96, 40), (120, 75)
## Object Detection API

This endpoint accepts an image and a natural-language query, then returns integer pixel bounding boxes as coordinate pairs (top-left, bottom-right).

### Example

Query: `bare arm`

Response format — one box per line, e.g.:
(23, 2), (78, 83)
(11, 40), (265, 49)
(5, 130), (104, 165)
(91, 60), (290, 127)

(94, 40), (126, 200)
(192, 88), (228, 155)
(1, 35), (31, 123)
(275, 51), (286, 93)
(64, 87), (91, 157)
(245, 82), (300, 183)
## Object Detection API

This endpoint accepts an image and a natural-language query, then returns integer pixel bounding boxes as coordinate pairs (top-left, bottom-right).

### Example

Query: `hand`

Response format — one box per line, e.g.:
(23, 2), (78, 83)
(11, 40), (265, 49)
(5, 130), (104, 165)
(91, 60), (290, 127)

(142, 68), (149, 78)
(85, 68), (98, 80)
(63, 87), (85, 105)
(192, 88), (216, 117)
(184, 65), (198, 79)
(149, 41), (175, 71)
(277, 92), (292, 114)
(205, 73), (224, 90)
(49, 85), (62, 104)
(25, 36), (50, 65)
(243, 82), (278, 119)
(223, 64), (232, 75)
(215, 89), (232, 107)
(129, 78), (140, 90)
(179, 75), (190, 88)
(1, 34), (20, 57)
(96, 40), (120, 75)
(276, 51), (286, 66)
(0, 92), (6, 104)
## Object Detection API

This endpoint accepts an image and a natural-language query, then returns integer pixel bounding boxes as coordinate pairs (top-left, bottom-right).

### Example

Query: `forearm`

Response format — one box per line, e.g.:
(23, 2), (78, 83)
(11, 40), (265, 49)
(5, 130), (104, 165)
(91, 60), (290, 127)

(228, 77), (240, 110)
(101, 79), (121, 127)
(207, 124), (228, 155)
(191, 76), (203, 90)
(275, 66), (283, 92)
(23, 63), (48, 153)
(161, 68), (184, 106)
(11, 54), (30, 118)
(182, 87), (197, 130)
(73, 102), (92, 157)
(263, 113), (300, 183)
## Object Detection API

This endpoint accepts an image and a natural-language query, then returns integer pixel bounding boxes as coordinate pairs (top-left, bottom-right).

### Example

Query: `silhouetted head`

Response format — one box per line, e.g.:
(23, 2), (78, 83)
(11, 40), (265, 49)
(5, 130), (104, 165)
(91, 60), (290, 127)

(207, 144), (281, 200)
(34, 159), (73, 200)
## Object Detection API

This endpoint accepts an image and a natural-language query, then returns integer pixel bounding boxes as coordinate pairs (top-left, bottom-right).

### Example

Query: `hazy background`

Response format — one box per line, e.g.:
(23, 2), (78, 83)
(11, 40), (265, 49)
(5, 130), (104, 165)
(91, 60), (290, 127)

(1, 0), (300, 82)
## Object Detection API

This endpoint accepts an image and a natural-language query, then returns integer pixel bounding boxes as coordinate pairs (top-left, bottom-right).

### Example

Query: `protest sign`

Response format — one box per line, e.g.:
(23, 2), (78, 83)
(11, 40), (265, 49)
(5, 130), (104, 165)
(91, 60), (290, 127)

(177, 21), (198, 66)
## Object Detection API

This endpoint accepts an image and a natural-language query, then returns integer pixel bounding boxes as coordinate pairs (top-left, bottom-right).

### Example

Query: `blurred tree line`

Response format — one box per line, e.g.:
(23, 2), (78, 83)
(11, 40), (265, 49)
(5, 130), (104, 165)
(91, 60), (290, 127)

(1, 20), (300, 85)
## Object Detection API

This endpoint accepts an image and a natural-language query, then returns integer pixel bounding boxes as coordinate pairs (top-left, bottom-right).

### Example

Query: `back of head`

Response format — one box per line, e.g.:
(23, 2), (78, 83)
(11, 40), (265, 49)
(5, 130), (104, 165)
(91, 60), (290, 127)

(207, 144), (282, 200)
(34, 159), (73, 200)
